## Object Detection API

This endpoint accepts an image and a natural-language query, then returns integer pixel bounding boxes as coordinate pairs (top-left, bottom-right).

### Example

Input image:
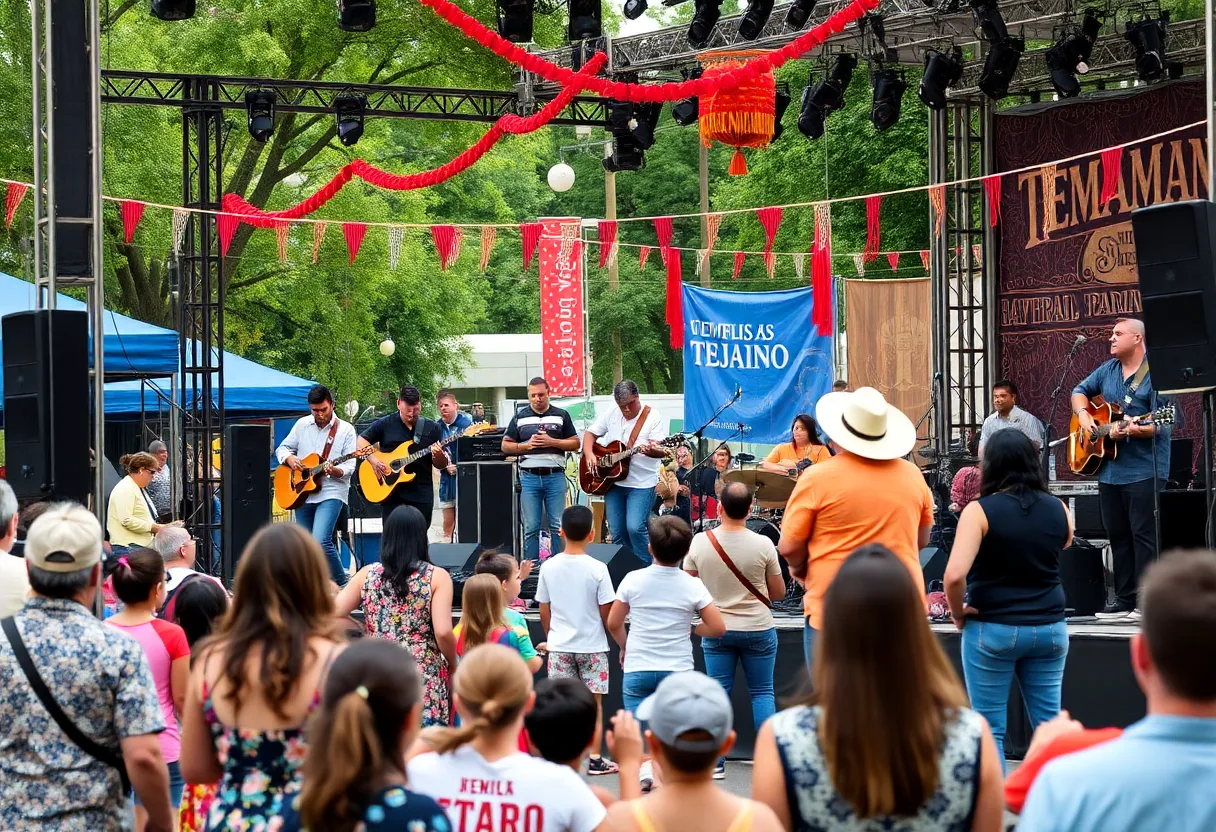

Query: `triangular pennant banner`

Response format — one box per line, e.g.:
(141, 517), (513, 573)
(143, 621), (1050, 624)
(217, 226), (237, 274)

(919, 250), (931, 271)
(929, 185), (946, 239)
(983, 175), (1002, 227)
(520, 222), (542, 270)
(757, 206), (782, 255)
(864, 196), (882, 261)
(653, 216), (674, 262)
(313, 222), (328, 264)
(705, 213), (723, 254)
(480, 226), (497, 273)
(665, 249), (684, 349)
(432, 225), (456, 270)
(4, 182), (29, 229)
(558, 221), (578, 267)
(598, 220), (618, 270)
(972, 244), (983, 268)
(120, 200), (145, 244)
(275, 221), (290, 264)
(732, 251), (745, 280)
(764, 250), (776, 279)
(217, 213), (239, 257)
(607, 240), (619, 269)
(695, 249), (709, 277)
(171, 208), (189, 256)
(852, 254), (865, 276)
(388, 226), (404, 270)
(450, 226), (465, 268)
(639, 246), (652, 270)
(343, 222), (367, 264)
(793, 252), (806, 281)
(887, 252), (900, 271)
(1100, 148), (1123, 207)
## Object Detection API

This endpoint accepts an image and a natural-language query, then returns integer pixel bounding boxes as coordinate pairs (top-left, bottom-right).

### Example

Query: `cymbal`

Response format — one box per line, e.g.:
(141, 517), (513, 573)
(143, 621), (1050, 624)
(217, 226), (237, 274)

(722, 468), (796, 507)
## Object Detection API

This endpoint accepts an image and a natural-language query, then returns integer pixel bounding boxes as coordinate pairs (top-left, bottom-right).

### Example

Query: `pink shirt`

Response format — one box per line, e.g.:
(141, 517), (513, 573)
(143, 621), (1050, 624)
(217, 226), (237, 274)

(106, 618), (190, 762)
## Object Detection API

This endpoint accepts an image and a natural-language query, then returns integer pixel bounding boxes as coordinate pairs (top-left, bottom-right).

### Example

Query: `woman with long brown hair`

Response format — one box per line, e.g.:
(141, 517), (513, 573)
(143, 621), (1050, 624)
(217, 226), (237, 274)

(178, 523), (344, 831)
(752, 545), (1004, 831)
(761, 414), (831, 476)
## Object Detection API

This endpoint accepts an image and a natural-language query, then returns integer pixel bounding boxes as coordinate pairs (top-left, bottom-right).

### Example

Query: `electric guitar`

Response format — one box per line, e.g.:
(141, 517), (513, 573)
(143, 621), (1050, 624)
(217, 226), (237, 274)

(274, 445), (379, 512)
(578, 434), (687, 496)
(358, 422), (492, 504)
(1053, 396), (1176, 476)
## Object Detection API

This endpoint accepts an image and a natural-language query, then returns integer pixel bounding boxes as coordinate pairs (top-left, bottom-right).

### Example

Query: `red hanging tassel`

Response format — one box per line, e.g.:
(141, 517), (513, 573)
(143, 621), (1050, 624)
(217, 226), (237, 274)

(887, 252), (900, 271)
(639, 246), (652, 270)
(598, 220), (617, 269)
(217, 213), (239, 256)
(665, 249), (684, 349)
(983, 175), (1002, 227)
(4, 182), (29, 229)
(728, 149), (748, 176)
(120, 200), (146, 244)
(520, 222), (542, 270)
(757, 207), (782, 256)
(864, 196), (881, 261)
(732, 251), (745, 280)
(343, 222), (367, 264)
(1100, 148), (1123, 207)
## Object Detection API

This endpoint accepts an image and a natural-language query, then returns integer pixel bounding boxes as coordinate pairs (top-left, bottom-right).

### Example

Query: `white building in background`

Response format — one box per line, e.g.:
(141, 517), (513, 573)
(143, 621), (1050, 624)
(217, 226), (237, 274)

(440, 333), (543, 424)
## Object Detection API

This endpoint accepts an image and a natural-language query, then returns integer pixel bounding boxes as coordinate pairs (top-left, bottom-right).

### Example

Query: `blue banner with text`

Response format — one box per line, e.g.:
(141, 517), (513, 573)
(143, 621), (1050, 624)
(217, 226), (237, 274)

(682, 284), (833, 445)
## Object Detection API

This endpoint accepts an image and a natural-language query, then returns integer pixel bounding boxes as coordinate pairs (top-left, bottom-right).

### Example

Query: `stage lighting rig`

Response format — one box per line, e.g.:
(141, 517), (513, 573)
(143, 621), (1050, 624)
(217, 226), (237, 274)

(969, 0), (1007, 43)
(671, 68), (703, 127)
(624, 0), (647, 19)
(797, 53), (857, 140)
(334, 95), (367, 147)
(568, 0), (602, 41)
(870, 67), (906, 132)
(151, 0), (195, 20)
(738, 0), (774, 40)
(771, 85), (792, 141)
(917, 47), (963, 110)
(1125, 12), (1174, 81)
(497, 0), (535, 43)
(979, 35), (1023, 100)
(338, 0), (376, 31)
(688, 0), (723, 49)
(245, 90), (276, 143)
(1045, 9), (1104, 97)
(630, 103), (663, 149)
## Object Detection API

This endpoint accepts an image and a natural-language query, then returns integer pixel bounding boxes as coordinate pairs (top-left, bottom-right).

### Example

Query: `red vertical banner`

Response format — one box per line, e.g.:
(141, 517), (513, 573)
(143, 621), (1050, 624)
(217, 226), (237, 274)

(539, 217), (586, 396)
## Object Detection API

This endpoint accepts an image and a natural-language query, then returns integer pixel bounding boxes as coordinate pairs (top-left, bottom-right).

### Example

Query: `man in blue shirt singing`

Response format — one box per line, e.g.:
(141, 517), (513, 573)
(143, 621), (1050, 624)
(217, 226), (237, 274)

(1070, 318), (1170, 622)
(436, 388), (472, 543)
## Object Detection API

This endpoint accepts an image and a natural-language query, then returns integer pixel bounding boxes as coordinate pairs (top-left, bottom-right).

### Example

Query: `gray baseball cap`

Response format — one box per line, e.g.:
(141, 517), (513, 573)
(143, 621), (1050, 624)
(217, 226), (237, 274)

(635, 671), (733, 752)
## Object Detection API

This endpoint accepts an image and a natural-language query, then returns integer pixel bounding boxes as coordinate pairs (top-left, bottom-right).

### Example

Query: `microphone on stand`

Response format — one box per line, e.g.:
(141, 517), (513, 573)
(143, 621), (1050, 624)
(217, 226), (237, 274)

(1069, 334), (1087, 355)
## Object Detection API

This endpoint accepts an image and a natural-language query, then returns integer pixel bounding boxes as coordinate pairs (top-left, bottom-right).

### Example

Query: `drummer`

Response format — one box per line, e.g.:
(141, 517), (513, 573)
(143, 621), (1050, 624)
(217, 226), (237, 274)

(761, 414), (832, 477)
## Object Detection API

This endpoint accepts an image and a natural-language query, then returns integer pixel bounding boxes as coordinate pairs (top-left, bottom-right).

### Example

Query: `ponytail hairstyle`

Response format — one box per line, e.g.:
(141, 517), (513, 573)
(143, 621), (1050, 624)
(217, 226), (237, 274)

(298, 640), (423, 832)
(472, 549), (517, 583)
(430, 643), (533, 754)
(119, 452), (158, 476)
(110, 546), (166, 605)
(457, 574), (506, 652)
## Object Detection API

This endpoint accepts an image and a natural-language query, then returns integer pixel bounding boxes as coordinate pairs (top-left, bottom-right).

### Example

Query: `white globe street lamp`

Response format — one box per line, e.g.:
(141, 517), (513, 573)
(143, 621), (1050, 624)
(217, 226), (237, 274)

(547, 162), (576, 193)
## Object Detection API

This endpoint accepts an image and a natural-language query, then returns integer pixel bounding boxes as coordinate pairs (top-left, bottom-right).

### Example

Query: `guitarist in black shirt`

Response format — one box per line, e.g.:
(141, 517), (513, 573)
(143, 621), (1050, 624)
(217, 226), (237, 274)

(357, 386), (447, 522)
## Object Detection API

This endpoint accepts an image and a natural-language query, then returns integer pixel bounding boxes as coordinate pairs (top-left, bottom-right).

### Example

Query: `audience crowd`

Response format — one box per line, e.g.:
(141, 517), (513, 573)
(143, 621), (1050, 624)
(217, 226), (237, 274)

(2, 387), (1214, 832)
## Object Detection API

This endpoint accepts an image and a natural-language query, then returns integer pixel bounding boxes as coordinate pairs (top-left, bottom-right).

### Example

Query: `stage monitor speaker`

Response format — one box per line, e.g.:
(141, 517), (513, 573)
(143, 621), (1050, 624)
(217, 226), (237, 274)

(222, 424), (272, 579)
(1060, 539), (1106, 616)
(1132, 199), (1216, 394)
(51, 0), (92, 276)
(456, 461), (518, 556)
(586, 543), (646, 589)
(919, 546), (947, 591)
(2, 310), (90, 501)
(428, 543), (484, 572)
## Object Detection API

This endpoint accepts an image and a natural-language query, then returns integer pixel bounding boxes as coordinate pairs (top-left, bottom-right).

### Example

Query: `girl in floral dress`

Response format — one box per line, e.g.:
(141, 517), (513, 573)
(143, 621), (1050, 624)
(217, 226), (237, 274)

(178, 524), (344, 830)
(335, 505), (458, 727)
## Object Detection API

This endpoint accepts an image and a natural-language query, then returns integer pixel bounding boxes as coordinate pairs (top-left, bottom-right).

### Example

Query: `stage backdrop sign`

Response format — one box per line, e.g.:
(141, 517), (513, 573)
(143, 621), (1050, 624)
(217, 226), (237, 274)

(845, 278), (932, 445)
(682, 284), (832, 444)
(539, 217), (585, 396)
(996, 82), (1206, 476)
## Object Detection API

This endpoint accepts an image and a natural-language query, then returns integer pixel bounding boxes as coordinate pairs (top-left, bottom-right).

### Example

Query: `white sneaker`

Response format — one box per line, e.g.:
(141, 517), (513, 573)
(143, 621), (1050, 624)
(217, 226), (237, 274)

(1125, 609), (1143, 624)
(639, 760), (654, 793)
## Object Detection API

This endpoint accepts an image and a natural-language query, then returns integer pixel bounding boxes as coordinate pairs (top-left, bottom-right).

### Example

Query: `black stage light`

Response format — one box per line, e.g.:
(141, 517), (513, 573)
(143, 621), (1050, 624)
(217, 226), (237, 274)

(978, 34), (1023, 100)
(151, 0), (195, 20)
(1125, 14), (1169, 81)
(629, 103), (663, 149)
(785, 0), (817, 29)
(334, 95), (366, 147)
(870, 67), (906, 131)
(1080, 7), (1103, 44)
(688, 0), (722, 48)
(797, 54), (856, 139)
(671, 68), (703, 127)
(604, 136), (645, 172)
(771, 87), (792, 141)
(607, 100), (634, 132)
(338, 0), (376, 31)
(623, 0), (648, 18)
(568, 0), (602, 41)
(1047, 37), (1084, 97)
(497, 0), (535, 42)
(738, 0), (774, 40)
(245, 90), (276, 143)
(969, 0), (1007, 43)
(918, 47), (963, 110)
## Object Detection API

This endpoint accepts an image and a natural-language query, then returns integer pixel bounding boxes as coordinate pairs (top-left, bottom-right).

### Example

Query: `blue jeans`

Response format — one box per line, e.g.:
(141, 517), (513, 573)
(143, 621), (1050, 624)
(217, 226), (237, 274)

(702, 628), (778, 738)
(294, 498), (347, 586)
(622, 670), (674, 714)
(961, 619), (1069, 769)
(520, 471), (567, 560)
(604, 485), (654, 565)
(802, 619), (818, 672)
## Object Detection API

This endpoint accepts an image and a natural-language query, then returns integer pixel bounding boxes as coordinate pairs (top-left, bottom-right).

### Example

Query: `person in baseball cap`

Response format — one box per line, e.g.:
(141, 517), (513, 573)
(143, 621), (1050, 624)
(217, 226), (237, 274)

(26, 502), (104, 575)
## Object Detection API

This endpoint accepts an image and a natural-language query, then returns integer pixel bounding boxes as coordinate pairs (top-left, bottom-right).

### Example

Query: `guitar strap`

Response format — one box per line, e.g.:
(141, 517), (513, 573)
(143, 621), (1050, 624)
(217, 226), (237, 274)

(627, 406), (652, 448)
(1124, 360), (1150, 406)
(320, 418), (340, 463)
(706, 530), (771, 609)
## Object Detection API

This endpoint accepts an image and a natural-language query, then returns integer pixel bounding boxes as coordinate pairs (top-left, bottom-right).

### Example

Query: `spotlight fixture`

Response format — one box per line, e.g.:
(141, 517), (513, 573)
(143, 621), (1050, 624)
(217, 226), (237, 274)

(496, 0), (535, 43)
(671, 68), (703, 127)
(771, 86), (792, 141)
(604, 136), (645, 172)
(629, 103), (663, 149)
(338, 0), (376, 31)
(245, 90), (276, 143)
(1125, 13), (1169, 81)
(917, 47), (963, 110)
(738, 0), (774, 40)
(1045, 9), (1104, 97)
(688, 0), (722, 48)
(978, 35), (1024, 100)
(797, 53), (857, 139)
(785, 0), (817, 29)
(150, 0), (195, 20)
(568, 0), (602, 41)
(334, 94), (366, 147)
(604, 100), (647, 172)
(969, 0), (1007, 44)
(870, 67), (906, 131)
(623, 0), (647, 19)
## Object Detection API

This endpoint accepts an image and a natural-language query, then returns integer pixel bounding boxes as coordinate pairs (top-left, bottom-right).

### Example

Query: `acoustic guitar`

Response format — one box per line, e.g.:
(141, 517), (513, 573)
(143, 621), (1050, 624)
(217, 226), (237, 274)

(1057, 396), (1176, 476)
(358, 422), (492, 504)
(274, 445), (378, 512)
(578, 434), (687, 496)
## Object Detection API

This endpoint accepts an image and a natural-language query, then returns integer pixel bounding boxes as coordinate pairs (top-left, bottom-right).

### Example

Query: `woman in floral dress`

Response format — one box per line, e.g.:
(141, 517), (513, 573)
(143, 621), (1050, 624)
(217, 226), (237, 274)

(335, 505), (458, 726)
(179, 524), (344, 830)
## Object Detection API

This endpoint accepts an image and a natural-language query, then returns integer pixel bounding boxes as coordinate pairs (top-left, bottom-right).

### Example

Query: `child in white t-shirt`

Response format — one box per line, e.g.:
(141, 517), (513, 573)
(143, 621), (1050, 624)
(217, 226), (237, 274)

(607, 515), (725, 789)
(536, 505), (617, 775)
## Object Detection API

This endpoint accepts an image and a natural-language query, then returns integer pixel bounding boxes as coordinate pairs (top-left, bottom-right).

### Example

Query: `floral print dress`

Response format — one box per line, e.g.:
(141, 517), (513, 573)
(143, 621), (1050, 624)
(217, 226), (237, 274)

(361, 562), (451, 727)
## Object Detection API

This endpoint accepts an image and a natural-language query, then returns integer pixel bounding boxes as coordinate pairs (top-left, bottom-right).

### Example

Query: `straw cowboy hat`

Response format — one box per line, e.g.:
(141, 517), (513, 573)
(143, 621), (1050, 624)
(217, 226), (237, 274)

(815, 386), (917, 460)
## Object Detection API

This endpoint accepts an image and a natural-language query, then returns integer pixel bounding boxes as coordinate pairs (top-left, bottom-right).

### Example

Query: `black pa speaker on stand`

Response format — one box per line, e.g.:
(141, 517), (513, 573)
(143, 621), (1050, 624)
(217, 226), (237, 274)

(221, 424), (272, 580)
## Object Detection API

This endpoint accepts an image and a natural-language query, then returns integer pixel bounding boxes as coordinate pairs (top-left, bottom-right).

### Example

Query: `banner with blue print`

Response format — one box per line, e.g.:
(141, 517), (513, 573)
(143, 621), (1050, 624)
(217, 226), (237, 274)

(682, 284), (833, 445)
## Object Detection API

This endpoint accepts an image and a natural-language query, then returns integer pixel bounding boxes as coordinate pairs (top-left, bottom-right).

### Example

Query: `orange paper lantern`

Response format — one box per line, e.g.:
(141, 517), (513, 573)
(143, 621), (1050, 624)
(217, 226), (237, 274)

(698, 49), (776, 176)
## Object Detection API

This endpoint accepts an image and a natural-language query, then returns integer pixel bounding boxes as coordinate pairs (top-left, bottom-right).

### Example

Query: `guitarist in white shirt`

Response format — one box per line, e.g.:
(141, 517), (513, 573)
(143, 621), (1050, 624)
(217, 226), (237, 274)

(582, 380), (669, 563)
(275, 385), (358, 586)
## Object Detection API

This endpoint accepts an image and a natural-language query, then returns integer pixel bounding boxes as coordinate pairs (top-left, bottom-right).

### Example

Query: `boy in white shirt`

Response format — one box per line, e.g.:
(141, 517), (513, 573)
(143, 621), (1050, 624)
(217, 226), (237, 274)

(536, 505), (618, 775)
(608, 515), (726, 789)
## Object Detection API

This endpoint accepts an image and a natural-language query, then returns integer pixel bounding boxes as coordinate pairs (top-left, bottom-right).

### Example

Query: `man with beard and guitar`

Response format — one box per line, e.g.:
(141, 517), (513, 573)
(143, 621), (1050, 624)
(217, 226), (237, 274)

(357, 386), (447, 523)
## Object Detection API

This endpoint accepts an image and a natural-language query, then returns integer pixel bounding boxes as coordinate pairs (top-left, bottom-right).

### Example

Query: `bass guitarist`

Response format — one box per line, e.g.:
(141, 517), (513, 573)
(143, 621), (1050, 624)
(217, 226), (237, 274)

(582, 379), (668, 563)
(276, 384), (358, 586)
(1070, 318), (1171, 622)
(357, 385), (446, 522)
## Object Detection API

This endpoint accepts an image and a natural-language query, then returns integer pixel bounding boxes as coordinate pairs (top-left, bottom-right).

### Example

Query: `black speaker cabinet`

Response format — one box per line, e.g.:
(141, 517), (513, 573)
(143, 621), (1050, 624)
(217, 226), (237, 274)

(456, 461), (518, 556)
(221, 424), (272, 579)
(585, 543), (646, 589)
(1060, 539), (1106, 616)
(51, 0), (92, 276)
(427, 542), (484, 572)
(2, 310), (90, 501)
(919, 546), (948, 591)
(1132, 200), (1216, 394)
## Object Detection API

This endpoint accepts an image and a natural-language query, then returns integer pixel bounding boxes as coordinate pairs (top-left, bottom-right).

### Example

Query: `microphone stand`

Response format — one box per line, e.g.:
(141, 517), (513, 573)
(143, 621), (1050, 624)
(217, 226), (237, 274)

(1042, 339), (1085, 483)
(687, 427), (743, 530)
(1151, 390), (1162, 562)
(685, 389), (745, 530)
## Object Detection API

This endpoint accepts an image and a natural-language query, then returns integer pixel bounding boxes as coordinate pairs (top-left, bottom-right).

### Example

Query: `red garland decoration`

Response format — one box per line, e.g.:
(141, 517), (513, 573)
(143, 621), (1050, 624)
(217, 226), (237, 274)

(120, 200), (146, 244)
(638, 246), (652, 270)
(520, 222), (542, 270)
(217, 213), (239, 256)
(223, 54), (606, 224)
(757, 206), (781, 256)
(343, 222), (367, 264)
(983, 175), (1002, 227)
(1100, 148), (1123, 207)
(665, 250), (684, 349)
(416, 0), (878, 103)
(653, 217), (674, 263)
(732, 251), (745, 280)
(864, 196), (881, 261)
(598, 220), (617, 269)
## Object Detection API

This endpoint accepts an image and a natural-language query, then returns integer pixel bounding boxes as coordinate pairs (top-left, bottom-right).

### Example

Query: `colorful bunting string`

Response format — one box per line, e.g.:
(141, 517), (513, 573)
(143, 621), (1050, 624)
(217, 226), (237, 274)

(852, 254), (864, 276)
(217, 213), (238, 257)
(480, 225), (496, 272)
(929, 185), (946, 238)
(732, 251), (745, 280)
(275, 220), (290, 263)
(665, 249), (684, 349)
(639, 246), (652, 270)
(120, 200), (145, 244)
(343, 222), (367, 264)
(864, 196), (881, 261)
(597, 220), (617, 270)
(757, 206), (782, 256)
(4, 182), (28, 229)
(983, 175), (1002, 227)
(388, 226), (404, 270)
(654, 216), (674, 264)
(887, 252), (900, 271)
(171, 208), (189, 256)
(919, 250), (930, 271)
(1100, 148), (1123, 207)
(313, 222), (328, 264)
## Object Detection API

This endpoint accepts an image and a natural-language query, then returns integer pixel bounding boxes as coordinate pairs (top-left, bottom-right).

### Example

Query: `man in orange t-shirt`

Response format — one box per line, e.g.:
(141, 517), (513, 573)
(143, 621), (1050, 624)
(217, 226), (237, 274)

(778, 387), (935, 667)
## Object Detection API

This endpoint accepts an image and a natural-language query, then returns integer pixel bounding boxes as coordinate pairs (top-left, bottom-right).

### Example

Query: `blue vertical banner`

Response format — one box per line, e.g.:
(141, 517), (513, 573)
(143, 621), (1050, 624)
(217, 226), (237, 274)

(682, 285), (833, 444)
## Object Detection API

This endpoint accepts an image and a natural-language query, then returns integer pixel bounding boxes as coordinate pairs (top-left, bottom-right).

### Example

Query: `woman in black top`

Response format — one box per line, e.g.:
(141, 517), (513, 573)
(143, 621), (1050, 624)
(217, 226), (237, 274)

(944, 429), (1073, 769)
